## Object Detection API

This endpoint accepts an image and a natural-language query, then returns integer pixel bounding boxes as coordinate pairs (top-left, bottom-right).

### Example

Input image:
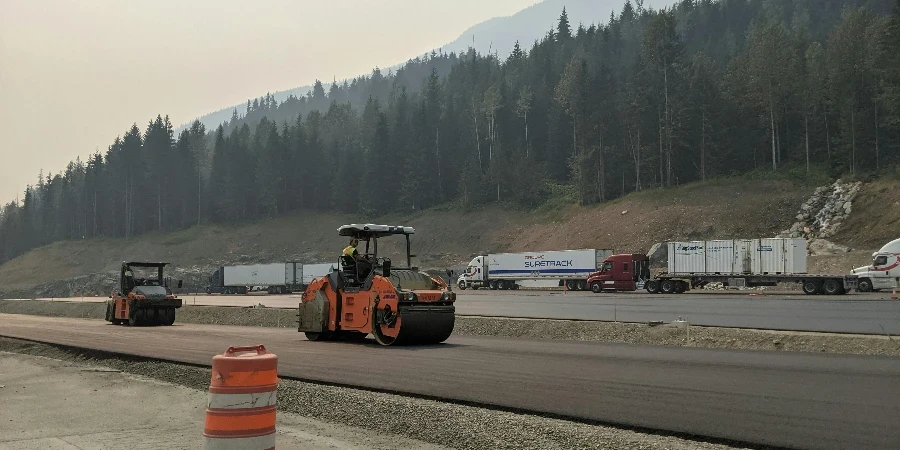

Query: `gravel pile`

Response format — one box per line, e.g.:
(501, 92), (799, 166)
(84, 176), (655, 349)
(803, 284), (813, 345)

(2, 300), (897, 356)
(0, 337), (743, 450)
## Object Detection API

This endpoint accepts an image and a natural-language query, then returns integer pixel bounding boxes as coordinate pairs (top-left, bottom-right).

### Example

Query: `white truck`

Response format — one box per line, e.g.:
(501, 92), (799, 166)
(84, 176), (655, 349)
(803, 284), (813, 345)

(207, 262), (337, 295)
(852, 238), (900, 292)
(456, 249), (614, 291)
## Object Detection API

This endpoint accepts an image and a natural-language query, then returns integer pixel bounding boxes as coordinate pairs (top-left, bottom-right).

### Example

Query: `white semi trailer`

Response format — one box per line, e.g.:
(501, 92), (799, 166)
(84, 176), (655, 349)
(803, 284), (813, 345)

(207, 262), (337, 295)
(852, 238), (900, 292)
(456, 249), (614, 291)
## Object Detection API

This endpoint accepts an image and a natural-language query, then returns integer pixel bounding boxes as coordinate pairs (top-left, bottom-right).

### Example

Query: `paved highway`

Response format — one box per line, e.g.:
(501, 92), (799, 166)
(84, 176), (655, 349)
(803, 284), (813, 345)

(11, 289), (900, 334)
(456, 290), (900, 335)
(1, 314), (897, 450)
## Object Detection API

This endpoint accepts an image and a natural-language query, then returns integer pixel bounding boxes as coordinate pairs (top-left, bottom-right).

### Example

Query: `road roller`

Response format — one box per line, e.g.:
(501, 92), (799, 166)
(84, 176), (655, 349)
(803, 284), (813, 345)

(106, 261), (183, 326)
(297, 224), (456, 345)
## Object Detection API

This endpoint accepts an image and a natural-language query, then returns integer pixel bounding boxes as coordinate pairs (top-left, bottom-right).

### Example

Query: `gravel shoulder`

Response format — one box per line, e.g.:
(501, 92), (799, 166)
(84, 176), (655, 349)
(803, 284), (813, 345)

(0, 347), (440, 450)
(0, 337), (744, 450)
(1, 299), (897, 356)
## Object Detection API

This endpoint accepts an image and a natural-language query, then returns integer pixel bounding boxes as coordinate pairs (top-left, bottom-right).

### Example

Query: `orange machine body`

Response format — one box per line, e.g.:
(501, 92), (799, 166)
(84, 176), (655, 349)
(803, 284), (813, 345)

(297, 223), (456, 346)
(106, 261), (182, 326)
(302, 273), (451, 341)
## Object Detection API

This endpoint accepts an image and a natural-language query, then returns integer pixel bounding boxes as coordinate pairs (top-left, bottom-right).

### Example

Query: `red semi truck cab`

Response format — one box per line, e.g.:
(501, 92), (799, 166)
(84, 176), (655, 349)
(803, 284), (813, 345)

(586, 254), (651, 293)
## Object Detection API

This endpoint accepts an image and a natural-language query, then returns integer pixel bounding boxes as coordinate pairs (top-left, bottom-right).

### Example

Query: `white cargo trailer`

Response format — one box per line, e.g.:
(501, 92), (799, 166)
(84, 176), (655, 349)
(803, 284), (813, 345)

(667, 238), (807, 275)
(457, 249), (614, 291)
(208, 262), (339, 294)
(300, 263), (338, 285)
(224, 263), (288, 293)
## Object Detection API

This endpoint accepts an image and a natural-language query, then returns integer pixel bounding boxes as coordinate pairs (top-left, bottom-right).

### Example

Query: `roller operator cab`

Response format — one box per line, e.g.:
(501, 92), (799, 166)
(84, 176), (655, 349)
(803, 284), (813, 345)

(586, 254), (652, 293)
(106, 262), (183, 326)
(297, 224), (456, 346)
(852, 238), (900, 292)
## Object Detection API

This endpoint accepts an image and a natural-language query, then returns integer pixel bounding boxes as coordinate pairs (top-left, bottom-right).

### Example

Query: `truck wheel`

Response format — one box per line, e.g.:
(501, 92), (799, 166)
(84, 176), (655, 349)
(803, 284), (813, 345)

(645, 280), (660, 294)
(590, 281), (603, 293)
(565, 280), (577, 291)
(802, 280), (820, 295)
(457, 280), (467, 290)
(489, 280), (498, 290)
(498, 280), (509, 290)
(576, 280), (587, 291)
(675, 281), (687, 294)
(857, 279), (873, 293)
(822, 279), (842, 295)
(660, 280), (675, 294)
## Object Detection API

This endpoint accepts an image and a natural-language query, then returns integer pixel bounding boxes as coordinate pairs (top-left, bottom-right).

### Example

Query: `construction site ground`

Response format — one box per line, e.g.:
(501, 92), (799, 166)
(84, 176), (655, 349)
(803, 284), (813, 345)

(0, 351), (443, 450)
(0, 339), (736, 450)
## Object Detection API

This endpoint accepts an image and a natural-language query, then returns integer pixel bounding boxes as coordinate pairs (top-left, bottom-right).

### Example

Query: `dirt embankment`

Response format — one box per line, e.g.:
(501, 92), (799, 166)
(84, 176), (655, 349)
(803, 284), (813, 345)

(2, 300), (897, 357)
(3, 177), (895, 298)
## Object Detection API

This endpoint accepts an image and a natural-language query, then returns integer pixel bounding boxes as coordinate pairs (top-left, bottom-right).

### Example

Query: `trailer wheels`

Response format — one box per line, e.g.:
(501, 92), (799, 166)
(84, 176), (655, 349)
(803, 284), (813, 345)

(576, 280), (587, 291)
(857, 278), (873, 293)
(802, 280), (821, 295)
(565, 280), (578, 291)
(489, 280), (499, 290)
(822, 279), (842, 295)
(590, 281), (603, 293)
(675, 281), (687, 294)
(645, 280), (660, 294)
(660, 280), (676, 294)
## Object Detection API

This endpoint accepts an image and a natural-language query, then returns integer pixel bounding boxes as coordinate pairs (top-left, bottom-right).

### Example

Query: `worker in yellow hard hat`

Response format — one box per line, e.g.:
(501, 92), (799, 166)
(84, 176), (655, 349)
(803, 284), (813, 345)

(342, 238), (372, 279)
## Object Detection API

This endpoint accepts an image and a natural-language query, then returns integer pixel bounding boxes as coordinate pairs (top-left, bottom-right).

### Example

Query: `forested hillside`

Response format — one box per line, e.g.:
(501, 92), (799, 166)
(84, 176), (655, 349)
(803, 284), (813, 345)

(1, 0), (899, 266)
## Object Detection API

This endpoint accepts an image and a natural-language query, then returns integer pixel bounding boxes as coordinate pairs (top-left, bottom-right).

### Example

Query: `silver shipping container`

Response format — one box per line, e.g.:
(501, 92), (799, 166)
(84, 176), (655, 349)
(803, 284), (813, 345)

(667, 238), (807, 275)
(667, 241), (707, 273)
(705, 240), (738, 273)
(750, 238), (807, 274)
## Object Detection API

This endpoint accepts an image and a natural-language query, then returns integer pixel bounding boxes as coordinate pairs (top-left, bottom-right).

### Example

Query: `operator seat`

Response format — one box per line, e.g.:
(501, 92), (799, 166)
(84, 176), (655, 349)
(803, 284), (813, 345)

(340, 255), (359, 285)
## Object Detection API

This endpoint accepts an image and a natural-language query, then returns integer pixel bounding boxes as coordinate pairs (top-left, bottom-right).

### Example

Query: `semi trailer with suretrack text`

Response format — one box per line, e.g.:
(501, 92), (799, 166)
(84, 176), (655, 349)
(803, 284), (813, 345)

(456, 248), (614, 291)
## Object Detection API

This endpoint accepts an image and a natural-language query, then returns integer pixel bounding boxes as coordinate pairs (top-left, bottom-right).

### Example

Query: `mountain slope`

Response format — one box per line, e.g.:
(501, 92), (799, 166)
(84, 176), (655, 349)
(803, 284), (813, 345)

(442, 0), (670, 58)
(180, 0), (675, 133)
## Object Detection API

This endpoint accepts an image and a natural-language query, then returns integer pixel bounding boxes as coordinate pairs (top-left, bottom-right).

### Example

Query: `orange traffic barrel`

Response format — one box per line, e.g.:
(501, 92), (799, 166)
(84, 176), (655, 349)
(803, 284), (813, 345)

(203, 345), (279, 450)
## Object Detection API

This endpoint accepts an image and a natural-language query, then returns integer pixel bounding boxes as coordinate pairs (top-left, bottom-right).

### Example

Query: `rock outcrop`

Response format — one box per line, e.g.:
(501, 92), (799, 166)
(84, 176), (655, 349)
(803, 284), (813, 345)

(779, 179), (862, 240)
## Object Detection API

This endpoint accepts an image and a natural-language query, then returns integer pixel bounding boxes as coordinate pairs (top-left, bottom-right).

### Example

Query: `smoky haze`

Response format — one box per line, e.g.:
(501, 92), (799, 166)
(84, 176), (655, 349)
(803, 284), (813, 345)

(0, 0), (547, 204)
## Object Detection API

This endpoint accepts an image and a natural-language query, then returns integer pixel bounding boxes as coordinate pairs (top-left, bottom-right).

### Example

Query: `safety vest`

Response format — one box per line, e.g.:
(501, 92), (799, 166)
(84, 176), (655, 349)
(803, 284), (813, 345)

(343, 245), (356, 257)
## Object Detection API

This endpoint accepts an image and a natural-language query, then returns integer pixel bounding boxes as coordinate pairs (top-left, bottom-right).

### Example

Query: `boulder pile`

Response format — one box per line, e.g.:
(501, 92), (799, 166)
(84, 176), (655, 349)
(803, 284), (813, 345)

(779, 179), (862, 240)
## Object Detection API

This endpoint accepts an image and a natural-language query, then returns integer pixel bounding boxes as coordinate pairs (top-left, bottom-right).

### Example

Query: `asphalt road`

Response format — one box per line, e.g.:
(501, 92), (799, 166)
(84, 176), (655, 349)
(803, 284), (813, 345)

(11, 289), (900, 334)
(455, 290), (900, 335)
(1, 314), (898, 450)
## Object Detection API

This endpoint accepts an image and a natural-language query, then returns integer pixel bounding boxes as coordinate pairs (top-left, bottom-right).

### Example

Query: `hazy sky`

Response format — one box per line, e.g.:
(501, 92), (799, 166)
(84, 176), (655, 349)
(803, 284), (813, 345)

(0, 0), (552, 204)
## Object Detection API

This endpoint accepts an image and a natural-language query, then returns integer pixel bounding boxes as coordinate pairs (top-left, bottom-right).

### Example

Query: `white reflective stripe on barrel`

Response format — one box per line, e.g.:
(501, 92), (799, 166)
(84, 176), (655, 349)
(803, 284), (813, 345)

(207, 391), (277, 409)
(203, 433), (275, 450)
